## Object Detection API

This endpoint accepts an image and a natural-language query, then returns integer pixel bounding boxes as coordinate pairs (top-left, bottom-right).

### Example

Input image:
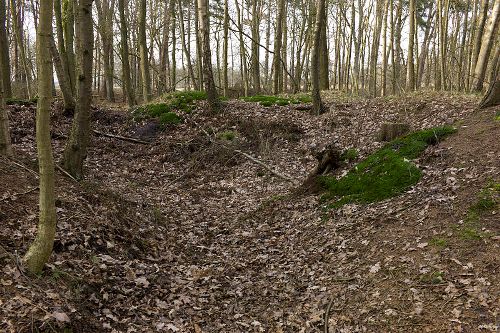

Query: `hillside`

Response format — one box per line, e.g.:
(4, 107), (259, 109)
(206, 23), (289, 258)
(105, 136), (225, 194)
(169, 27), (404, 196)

(1, 92), (499, 332)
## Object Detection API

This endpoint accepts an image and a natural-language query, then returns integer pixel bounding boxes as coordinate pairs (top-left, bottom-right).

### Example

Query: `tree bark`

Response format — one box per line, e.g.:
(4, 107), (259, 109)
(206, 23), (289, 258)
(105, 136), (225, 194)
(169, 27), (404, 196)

(406, 0), (416, 91)
(62, 0), (94, 179)
(24, 0), (57, 275)
(118, 0), (135, 106)
(479, 46), (500, 108)
(0, 0), (12, 98)
(222, 0), (229, 96)
(139, 0), (152, 101)
(469, 0), (490, 90)
(197, 0), (219, 111)
(473, 0), (500, 92)
(312, 0), (327, 115)
(273, 0), (285, 94)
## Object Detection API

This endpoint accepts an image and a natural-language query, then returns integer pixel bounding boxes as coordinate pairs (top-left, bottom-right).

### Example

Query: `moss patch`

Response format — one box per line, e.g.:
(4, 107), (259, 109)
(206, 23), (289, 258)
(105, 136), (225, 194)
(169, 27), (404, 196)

(6, 97), (38, 106)
(456, 183), (499, 240)
(242, 94), (312, 107)
(321, 126), (456, 208)
(217, 130), (236, 141)
(132, 91), (208, 123)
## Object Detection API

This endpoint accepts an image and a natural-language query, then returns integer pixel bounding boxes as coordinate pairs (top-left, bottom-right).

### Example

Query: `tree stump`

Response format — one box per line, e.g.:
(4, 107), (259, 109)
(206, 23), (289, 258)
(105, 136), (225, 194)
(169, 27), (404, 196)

(299, 144), (341, 194)
(377, 123), (410, 141)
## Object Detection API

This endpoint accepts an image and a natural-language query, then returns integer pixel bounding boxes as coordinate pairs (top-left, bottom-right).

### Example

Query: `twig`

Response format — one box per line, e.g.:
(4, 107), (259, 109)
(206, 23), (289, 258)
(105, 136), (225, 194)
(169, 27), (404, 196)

(55, 164), (79, 182)
(233, 149), (297, 184)
(92, 129), (149, 144)
(186, 117), (298, 184)
(324, 297), (335, 333)
(7, 159), (39, 179)
(0, 186), (39, 202)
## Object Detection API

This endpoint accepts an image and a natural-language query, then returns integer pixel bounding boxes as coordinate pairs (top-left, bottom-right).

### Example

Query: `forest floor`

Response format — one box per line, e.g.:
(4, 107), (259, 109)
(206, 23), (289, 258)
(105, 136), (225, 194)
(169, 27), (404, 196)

(0, 91), (499, 333)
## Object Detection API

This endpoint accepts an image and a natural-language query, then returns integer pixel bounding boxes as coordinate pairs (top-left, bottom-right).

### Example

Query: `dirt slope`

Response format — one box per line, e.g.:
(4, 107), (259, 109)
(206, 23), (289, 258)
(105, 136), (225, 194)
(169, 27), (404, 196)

(1, 93), (498, 332)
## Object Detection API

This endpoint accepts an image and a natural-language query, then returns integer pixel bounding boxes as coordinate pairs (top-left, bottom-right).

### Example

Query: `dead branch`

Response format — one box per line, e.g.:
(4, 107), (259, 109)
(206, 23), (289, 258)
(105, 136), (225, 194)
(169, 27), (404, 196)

(93, 130), (149, 144)
(0, 186), (39, 202)
(234, 149), (297, 184)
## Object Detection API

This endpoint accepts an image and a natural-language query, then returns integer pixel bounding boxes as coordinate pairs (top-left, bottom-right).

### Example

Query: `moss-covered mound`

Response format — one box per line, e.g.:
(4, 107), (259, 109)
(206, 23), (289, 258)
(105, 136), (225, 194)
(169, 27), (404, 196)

(132, 91), (207, 125)
(241, 94), (312, 107)
(321, 126), (456, 208)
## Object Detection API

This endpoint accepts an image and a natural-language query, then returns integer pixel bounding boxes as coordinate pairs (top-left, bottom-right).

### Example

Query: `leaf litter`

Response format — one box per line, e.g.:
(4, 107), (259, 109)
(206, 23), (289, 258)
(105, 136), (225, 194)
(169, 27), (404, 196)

(0, 92), (499, 332)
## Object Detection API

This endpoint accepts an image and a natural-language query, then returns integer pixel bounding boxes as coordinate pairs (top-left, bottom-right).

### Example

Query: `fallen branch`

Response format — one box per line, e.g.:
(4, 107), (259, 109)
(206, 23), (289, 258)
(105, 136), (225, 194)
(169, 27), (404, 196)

(234, 149), (297, 184)
(6, 159), (39, 179)
(186, 117), (298, 184)
(92, 130), (149, 144)
(0, 186), (39, 202)
(55, 164), (79, 182)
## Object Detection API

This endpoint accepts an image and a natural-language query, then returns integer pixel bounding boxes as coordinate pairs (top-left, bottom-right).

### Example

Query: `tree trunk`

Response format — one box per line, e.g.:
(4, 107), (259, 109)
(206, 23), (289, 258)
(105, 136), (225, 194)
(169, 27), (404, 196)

(319, 1), (329, 90)
(222, 0), (229, 96)
(251, 0), (261, 94)
(0, 75), (11, 156)
(312, 0), (327, 115)
(273, 0), (285, 94)
(197, 0), (219, 111)
(139, 0), (152, 101)
(479, 46), (500, 108)
(473, 0), (500, 92)
(369, 0), (384, 97)
(10, 0), (32, 98)
(63, 0), (76, 95)
(0, 0), (12, 98)
(118, 0), (135, 106)
(177, 0), (198, 91)
(62, 0), (94, 180)
(406, 0), (416, 91)
(49, 36), (76, 113)
(469, 0), (490, 90)
(23, 0), (57, 275)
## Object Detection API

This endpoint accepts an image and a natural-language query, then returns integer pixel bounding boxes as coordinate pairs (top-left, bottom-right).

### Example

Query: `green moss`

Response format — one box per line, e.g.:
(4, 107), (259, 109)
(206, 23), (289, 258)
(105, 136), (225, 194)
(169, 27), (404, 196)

(321, 126), (456, 208)
(133, 91), (207, 122)
(429, 237), (447, 247)
(242, 94), (311, 107)
(495, 111), (500, 121)
(159, 112), (181, 125)
(341, 148), (359, 162)
(217, 130), (236, 141)
(5, 97), (38, 106)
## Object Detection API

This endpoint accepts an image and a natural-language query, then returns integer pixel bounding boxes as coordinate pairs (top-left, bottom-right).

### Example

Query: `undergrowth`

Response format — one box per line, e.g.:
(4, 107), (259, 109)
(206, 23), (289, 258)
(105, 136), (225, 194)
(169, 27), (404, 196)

(321, 126), (456, 208)
(132, 91), (207, 125)
(456, 182), (499, 240)
(242, 94), (312, 107)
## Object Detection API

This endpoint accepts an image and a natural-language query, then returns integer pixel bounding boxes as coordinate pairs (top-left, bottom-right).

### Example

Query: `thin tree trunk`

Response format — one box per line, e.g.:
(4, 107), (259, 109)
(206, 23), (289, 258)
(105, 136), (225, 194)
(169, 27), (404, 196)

(406, 0), (416, 91)
(23, 0), (56, 275)
(0, 0), (12, 98)
(198, 0), (219, 111)
(0, 73), (11, 156)
(469, 0), (490, 90)
(222, 0), (229, 96)
(177, 0), (198, 91)
(49, 36), (76, 112)
(10, 0), (32, 98)
(473, 0), (500, 92)
(139, 0), (152, 101)
(62, 0), (94, 180)
(251, 0), (261, 93)
(312, 0), (327, 115)
(118, 0), (135, 106)
(273, 0), (285, 94)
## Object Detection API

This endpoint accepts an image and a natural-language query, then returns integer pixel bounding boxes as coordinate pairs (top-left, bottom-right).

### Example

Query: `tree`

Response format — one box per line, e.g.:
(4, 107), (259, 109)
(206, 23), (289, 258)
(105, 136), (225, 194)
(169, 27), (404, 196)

(0, 0), (11, 98)
(479, 46), (500, 108)
(0, 77), (11, 156)
(23, 0), (57, 274)
(312, 0), (327, 115)
(118, 0), (135, 106)
(62, 0), (94, 179)
(473, 0), (500, 92)
(139, 0), (152, 101)
(273, 0), (286, 94)
(198, 0), (219, 111)
(406, 0), (416, 91)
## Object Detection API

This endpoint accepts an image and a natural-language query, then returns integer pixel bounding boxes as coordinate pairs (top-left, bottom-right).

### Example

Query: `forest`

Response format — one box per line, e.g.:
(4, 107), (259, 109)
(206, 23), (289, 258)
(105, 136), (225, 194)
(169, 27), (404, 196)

(0, 0), (499, 331)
